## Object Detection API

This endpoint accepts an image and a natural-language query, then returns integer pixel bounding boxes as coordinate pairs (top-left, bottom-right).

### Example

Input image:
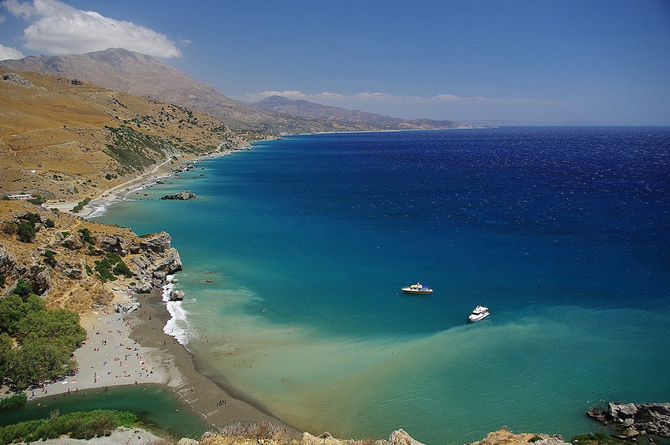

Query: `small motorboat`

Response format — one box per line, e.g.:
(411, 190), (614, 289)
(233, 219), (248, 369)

(401, 283), (433, 295)
(468, 305), (489, 322)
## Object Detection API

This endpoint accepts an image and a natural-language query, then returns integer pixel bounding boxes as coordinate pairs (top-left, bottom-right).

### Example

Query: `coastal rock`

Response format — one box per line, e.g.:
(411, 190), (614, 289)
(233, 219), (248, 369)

(142, 231), (173, 253)
(470, 427), (569, 445)
(169, 290), (185, 301)
(388, 429), (425, 445)
(113, 297), (140, 314)
(161, 190), (197, 200)
(587, 402), (670, 438)
(95, 234), (127, 255)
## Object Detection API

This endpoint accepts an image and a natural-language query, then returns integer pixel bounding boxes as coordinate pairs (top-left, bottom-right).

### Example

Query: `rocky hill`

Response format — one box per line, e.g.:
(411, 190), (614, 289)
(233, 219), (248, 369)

(0, 199), (181, 313)
(0, 48), (470, 134)
(254, 95), (470, 130)
(0, 70), (244, 202)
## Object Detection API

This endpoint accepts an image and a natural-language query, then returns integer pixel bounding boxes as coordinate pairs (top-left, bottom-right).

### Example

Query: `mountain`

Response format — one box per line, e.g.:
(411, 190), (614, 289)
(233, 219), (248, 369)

(0, 48), (285, 134)
(0, 70), (240, 202)
(1, 48), (470, 134)
(254, 95), (469, 130)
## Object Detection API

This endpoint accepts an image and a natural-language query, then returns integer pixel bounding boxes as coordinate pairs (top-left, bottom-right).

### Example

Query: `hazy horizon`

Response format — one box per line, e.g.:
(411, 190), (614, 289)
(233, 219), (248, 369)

(1, 0), (669, 126)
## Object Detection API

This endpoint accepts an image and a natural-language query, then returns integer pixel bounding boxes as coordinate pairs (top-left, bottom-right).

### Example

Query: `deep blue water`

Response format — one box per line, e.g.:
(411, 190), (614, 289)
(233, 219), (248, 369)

(94, 127), (670, 444)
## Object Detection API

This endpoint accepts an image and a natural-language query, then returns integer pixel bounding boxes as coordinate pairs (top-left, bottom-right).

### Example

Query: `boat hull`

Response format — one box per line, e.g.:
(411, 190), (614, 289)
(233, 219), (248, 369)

(401, 288), (434, 295)
(468, 312), (489, 322)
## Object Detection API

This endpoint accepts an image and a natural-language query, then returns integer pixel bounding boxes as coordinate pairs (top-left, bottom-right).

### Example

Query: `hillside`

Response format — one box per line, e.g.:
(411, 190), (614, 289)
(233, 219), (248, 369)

(0, 49), (354, 135)
(0, 48), (470, 134)
(0, 199), (181, 313)
(254, 95), (469, 130)
(0, 70), (243, 202)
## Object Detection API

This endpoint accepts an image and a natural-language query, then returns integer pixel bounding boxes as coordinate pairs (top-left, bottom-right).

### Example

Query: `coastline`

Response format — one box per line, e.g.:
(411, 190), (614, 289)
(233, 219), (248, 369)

(33, 146), (296, 435)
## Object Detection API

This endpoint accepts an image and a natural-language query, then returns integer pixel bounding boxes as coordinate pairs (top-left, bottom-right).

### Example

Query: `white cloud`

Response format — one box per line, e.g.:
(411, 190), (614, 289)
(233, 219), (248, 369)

(0, 43), (25, 60)
(2, 0), (181, 58)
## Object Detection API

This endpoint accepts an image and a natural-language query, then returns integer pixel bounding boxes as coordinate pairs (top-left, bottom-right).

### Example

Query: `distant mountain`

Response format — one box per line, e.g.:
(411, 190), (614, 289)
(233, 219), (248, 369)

(1, 48), (470, 134)
(254, 95), (469, 130)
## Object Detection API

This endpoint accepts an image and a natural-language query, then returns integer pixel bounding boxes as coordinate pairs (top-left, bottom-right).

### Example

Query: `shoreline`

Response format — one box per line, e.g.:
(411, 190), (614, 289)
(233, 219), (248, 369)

(45, 144), (248, 218)
(30, 289), (295, 434)
(33, 146), (297, 435)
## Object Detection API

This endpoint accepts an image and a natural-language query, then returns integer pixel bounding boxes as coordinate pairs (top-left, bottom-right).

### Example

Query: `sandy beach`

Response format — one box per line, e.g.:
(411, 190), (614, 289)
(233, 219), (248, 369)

(30, 148), (295, 436)
(29, 288), (292, 435)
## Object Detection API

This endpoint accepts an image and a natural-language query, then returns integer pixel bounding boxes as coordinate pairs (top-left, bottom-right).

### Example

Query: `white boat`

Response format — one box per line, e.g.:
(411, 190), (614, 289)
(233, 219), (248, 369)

(401, 283), (433, 295)
(468, 305), (489, 322)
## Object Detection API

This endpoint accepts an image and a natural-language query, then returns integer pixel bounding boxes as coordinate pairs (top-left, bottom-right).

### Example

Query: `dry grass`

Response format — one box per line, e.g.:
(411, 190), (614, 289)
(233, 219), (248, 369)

(0, 71), (241, 202)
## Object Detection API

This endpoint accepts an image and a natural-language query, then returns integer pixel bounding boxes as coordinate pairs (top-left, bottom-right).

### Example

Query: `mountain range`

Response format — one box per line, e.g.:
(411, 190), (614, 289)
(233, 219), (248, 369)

(1, 48), (470, 134)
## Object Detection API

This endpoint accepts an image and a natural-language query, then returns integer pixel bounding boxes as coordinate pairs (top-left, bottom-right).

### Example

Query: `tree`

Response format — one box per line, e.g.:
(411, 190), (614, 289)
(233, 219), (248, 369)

(6, 340), (76, 389)
(0, 333), (12, 382)
(17, 310), (86, 351)
(0, 294), (46, 334)
(12, 279), (33, 299)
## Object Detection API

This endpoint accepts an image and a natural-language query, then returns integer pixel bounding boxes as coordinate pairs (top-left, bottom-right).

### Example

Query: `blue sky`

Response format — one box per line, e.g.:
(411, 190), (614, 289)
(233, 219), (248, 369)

(1, 0), (670, 125)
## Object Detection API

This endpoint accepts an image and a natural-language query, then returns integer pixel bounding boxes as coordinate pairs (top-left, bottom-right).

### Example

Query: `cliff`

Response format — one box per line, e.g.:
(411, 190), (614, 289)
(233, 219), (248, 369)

(0, 199), (181, 313)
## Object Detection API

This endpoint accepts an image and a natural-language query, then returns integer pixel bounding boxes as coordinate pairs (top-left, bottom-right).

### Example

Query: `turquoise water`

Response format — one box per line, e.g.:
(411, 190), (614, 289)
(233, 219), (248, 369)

(93, 128), (670, 444)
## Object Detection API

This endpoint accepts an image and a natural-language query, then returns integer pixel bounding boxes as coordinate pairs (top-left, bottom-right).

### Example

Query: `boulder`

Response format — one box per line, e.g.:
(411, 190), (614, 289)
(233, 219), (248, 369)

(588, 403), (670, 438)
(169, 290), (185, 301)
(389, 429), (425, 445)
(61, 234), (83, 250)
(0, 245), (16, 276)
(95, 234), (127, 255)
(113, 297), (140, 314)
(161, 190), (196, 200)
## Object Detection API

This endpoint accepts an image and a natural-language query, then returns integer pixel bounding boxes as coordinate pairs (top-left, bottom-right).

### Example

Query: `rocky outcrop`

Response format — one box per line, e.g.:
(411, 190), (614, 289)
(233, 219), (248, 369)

(587, 402), (670, 439)
(113, 296), (141, 314)
(169, 290), (185, 301)
(161, 190), (197, 200)
(0, 245), (17, 277)
(0, 200), (185, 311)
(126, 231), (182, 293)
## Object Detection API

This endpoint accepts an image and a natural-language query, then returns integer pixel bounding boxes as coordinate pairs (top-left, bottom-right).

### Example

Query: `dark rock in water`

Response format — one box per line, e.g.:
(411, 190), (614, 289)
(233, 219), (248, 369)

(588, 402), (670, 439)
(169, 290), (185, 301)
(161, 190), (196, 200)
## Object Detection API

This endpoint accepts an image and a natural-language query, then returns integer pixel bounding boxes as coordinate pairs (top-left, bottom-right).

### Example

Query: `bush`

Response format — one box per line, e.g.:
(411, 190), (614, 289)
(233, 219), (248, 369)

(12, 279), (32, 299)
(95, 253), (132, 283)
(0, 393), (27, 411)
(42, 250), (56, 267)
(16, 220), (36, 243)
(44, 218), (55, 228)
(78, 227), (95, 245)
(0, 410), (138, 443)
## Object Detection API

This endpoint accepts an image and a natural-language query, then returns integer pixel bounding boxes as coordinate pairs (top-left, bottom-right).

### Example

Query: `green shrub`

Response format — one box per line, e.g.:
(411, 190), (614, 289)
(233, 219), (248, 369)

(79, 227), (95, 244)
(44, 218), (55, 228)
(12, 279), (32, 299)
(16, 220), (36, 243)
(42, 250), (56, 267)
(0, 393), (27, 411)
(0, 410), (138, 443)
(95, 253), (132, 283)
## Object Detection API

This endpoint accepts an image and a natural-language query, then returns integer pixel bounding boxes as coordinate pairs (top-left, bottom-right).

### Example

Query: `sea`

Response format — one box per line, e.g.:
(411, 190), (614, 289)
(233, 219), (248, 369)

(91, 127), (670, 445)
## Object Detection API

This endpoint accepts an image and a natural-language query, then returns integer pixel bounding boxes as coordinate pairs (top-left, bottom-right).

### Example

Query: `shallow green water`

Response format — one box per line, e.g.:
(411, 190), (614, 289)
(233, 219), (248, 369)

(0, 385), (211, 439)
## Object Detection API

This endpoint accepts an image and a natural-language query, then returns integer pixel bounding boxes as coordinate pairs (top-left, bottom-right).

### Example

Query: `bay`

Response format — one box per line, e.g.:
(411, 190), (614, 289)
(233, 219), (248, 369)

(93, 127), (670, 444)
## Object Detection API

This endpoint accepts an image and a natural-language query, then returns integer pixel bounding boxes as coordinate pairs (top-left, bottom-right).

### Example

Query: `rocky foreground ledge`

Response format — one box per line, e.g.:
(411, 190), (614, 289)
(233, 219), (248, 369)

(587, 403), (670, 439)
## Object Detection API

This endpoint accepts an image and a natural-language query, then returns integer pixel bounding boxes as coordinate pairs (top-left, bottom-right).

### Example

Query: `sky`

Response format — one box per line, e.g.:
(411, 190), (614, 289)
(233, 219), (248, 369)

(1, 0), (670, 125)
